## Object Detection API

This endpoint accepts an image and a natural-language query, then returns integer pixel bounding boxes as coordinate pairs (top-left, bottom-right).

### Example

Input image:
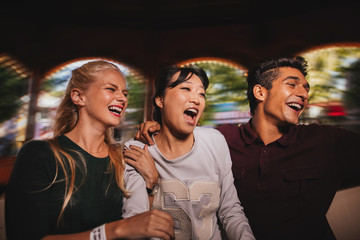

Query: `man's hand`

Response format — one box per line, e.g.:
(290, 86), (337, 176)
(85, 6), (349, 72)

(134, 121), (161, 145)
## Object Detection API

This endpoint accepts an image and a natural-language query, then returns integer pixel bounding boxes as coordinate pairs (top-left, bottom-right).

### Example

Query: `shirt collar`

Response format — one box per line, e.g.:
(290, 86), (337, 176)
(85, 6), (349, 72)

(241, 120), (259, 145)
(277, 126), (294, 146)
(241, 119), (296, 146)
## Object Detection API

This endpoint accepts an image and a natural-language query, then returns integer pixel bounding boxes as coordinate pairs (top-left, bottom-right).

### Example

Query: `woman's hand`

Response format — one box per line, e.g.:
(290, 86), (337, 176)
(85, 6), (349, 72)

(107, 209), (175, 240)
(43, 209), (175, 240)
(134, 121), (161, 145)
(124, 144), (159, 188)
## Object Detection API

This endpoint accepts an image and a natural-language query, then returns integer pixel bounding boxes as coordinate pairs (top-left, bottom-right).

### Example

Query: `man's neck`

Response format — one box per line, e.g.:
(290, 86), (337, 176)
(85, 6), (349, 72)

(251, 116), (288, 145)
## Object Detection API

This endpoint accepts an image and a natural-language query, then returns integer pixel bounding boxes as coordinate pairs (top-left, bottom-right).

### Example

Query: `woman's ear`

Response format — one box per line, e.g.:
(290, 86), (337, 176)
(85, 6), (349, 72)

(155, 96), (164, 109)
(253, 84), (267, 102)
(71, 88), (86, 106)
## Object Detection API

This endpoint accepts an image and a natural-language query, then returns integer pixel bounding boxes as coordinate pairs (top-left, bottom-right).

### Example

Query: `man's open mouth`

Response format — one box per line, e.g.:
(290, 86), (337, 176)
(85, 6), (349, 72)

(287, 102), (303, 111)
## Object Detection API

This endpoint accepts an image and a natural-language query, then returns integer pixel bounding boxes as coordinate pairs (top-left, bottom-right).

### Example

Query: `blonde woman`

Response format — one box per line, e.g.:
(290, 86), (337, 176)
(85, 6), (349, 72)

(5, 61), (174, 240)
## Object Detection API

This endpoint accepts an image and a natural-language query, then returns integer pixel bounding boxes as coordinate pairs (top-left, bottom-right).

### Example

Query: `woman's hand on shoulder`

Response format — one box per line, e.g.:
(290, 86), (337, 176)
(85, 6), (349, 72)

(134, 121), (161, 145)
(123, 144), (159, 188)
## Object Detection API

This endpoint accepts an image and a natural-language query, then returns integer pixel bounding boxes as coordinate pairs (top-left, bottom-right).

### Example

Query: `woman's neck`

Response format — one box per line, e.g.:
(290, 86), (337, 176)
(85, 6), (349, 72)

(154, 127), (194, 160)
(65, 123), (108, 158)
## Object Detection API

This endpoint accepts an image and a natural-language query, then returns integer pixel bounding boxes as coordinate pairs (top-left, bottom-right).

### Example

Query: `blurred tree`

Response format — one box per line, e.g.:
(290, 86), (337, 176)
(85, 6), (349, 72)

(301, 46), (360, 130)
(0, 64), (29, 123)
(123, 72), (146, 124)
(343, 60), (360, 113)
(303, 47), (360, 104)
(41, 75), (69, 98)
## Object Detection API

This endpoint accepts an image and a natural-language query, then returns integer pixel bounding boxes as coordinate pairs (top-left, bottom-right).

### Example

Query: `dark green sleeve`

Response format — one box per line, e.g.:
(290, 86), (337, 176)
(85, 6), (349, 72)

(5, 140), (63, 240)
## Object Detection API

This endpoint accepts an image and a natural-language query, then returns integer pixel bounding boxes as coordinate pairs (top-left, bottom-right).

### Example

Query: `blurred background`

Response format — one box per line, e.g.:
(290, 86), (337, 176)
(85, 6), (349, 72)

(0, 1), (360, 239)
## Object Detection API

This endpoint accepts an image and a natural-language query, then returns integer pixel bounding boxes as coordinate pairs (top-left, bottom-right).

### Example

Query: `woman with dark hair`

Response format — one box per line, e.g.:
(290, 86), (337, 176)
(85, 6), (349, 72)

(6, 60), (174, 240)
(124, 65), (254, 240)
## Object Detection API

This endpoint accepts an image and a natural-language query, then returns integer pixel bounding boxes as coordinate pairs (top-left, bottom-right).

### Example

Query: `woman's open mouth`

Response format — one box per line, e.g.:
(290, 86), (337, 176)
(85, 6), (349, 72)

(184, 108), (198, 126)
(108, 105), (123, 117)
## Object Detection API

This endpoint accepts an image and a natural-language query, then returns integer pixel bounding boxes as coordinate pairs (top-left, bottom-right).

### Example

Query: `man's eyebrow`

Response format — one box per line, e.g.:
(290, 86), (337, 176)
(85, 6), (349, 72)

(283, 76), (310, 89)
(283, 76), (300, 81)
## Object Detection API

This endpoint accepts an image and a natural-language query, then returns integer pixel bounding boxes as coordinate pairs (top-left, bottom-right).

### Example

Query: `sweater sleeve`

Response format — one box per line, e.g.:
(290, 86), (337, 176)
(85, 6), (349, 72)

(122, 163), (150, 218)
(215, 133), (255, 240)
(5, 140), (60, 240)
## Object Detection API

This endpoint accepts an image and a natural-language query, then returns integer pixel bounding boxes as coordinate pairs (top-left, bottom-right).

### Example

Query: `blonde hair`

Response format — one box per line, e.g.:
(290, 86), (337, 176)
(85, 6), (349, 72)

(48, 60), (128, 227)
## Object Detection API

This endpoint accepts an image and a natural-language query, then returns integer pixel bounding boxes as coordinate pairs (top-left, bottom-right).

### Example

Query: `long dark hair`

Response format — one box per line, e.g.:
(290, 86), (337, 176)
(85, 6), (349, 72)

(152, 65), (209, 124)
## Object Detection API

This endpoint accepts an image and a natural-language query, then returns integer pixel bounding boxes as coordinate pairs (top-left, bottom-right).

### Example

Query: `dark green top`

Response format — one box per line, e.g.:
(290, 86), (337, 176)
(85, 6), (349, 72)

(6, 135), (124, 240)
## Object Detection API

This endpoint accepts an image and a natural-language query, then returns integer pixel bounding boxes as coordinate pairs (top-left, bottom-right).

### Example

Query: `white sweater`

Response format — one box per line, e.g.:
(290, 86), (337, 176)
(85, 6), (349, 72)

(125, 127), (254, 240)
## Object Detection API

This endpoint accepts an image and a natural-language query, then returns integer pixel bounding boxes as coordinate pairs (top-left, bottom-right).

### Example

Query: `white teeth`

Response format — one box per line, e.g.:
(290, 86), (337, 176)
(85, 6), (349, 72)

(288, 103), (302, 110)
(109, 106), (122, 113)
(186, 108), (198, 114)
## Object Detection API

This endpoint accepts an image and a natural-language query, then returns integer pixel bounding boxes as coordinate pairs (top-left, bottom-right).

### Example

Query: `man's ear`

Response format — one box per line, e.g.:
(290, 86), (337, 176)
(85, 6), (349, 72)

(71, 88), (86, 106)
(155, 96), (164, 109)
(253, 84), (267, 102)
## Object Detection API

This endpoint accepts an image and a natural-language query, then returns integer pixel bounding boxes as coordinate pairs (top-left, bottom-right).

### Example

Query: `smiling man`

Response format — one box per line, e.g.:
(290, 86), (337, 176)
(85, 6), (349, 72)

(217, 56), (360, 240)
(243, 58), (310, 145)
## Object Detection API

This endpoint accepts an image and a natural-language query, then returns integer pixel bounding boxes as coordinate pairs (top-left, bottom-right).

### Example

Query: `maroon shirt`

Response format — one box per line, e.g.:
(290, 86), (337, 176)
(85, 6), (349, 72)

(217, 121), (360, 240)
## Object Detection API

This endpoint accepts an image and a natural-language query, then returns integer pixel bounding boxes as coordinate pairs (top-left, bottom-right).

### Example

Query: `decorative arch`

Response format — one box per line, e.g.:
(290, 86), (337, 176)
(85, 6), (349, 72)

(178, 57), (250, 126)
(35, 57), (147, 141)
(178, 57), (247, 71)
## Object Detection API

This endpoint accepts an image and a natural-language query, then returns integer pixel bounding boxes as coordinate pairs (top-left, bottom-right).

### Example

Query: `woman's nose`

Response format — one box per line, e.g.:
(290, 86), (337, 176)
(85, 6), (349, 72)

(116, 92), (127, 103)
(189, 93), (200, 105)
